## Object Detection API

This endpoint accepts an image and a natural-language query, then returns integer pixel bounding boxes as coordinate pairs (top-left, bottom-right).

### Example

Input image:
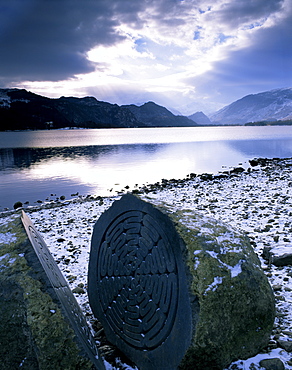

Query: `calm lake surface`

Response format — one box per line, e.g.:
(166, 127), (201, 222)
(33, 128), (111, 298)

(1, 126), (292, 210)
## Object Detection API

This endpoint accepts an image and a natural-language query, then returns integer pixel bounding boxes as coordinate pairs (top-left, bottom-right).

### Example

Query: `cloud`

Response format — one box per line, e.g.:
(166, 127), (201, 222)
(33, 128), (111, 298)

(1, 0), (291, 115)
(0, 0), (146, 82)
(0, 0), (196, 83)
(205, 0), (285, 30)
(181, 0), (292, 112)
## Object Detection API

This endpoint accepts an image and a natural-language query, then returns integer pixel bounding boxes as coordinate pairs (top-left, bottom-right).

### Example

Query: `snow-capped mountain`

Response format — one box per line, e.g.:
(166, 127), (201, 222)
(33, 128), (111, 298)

(209, 88), (292, 125)
(0, 88), (20, 108)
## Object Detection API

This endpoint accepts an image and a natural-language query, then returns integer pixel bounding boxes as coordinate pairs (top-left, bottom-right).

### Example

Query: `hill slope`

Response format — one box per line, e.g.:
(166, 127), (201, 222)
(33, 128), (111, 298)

(188, 111), (211, 125)
(0, 89), (198, 130)
(0, 89), (141, 130)
(209, 88), (292, 125)
(122, 101), (197, 127)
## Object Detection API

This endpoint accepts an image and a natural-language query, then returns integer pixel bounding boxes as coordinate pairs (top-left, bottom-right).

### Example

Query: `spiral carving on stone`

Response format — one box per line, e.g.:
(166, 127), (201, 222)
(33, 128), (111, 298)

(96, 210), (178, 350)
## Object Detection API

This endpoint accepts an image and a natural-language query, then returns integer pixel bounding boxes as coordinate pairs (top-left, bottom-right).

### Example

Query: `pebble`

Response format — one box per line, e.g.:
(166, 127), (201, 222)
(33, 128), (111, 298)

(277, 340), (292, 352)
(72, 286), (85, 294)
(259, 358), (285, 370)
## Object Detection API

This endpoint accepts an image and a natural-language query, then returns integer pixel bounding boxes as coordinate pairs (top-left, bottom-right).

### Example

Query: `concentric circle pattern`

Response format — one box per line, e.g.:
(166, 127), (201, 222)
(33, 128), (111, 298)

(96, 210), (178, 350)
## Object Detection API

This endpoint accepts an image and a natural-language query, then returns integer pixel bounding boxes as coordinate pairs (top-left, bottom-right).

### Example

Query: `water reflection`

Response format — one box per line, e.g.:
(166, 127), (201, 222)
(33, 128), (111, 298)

(1, 126), (292, 149)
(1, 138), (291, 174)
(228, 139), (292, 158)
(0, 144), (162, 171)
(1, 126), (292, 210)
(0, 141), (245, 209)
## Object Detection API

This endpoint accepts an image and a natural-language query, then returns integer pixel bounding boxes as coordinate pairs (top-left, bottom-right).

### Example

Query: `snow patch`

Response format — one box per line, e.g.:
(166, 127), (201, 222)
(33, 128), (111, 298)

(0, 253), (16, 270)
(230, 347), (292, 370)
(205, 250), (243, 278)
(199, 226), (213, 235)
(206, 250), (218, 259)
(0, 253), (10, 262)
(0, 90), (11, 108)
(216, 232), (243, 249)
(205, 276), (223, 294)
(193, 258), (200, 270)
(0, 232), (17, 244)
(270, 244), (292, 257)
(229, 261), (243, 278)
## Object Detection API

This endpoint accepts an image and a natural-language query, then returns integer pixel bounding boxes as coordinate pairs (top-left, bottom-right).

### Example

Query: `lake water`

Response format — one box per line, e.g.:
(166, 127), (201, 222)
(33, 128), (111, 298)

(1, 126), (292, 210)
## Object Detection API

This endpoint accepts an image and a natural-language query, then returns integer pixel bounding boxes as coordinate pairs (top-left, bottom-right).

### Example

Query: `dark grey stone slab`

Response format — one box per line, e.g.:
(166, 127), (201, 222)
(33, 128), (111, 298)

(263, 244), (292, 266)
(88, 194), (196, 370)
(21, 211), (105, 370)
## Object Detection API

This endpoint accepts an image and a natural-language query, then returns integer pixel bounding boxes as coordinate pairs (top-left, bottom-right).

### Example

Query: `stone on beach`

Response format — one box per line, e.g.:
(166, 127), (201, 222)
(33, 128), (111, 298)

(88, 194), (275, 370)
(263, 245), (292, 266)
(259, 357), (285, 370)
(0, 213), (104, 370)
(168, 205), (275, 369)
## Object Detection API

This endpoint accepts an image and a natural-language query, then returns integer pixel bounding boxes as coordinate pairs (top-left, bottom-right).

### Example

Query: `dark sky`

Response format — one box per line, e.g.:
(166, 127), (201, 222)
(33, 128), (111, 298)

(1, 0), (291, 114)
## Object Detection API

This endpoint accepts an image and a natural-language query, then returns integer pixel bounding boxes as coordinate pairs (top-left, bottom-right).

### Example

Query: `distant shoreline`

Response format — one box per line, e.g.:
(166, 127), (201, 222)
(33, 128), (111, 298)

(1, 121), (292, 132)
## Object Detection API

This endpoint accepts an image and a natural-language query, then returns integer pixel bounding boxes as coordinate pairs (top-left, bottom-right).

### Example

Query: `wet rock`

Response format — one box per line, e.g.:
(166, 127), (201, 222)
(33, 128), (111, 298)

(259, 358), (285, 370)
(67, 275), (77, 283)
(277, 339), (292, 352)
(230, 166), (245, 174)
(72, 286), (85, 294)
(273, 284), (282, 292)
(267, 340), (278, 349)
(214, 173), (229, 180)
(263, 245), (292, 266)
(249, 158), (271, 167)
(249, 159), (260, 166)
(282, 330), (292, 337)
(199, 173), (213, 181)
(13, 201), (23, 209)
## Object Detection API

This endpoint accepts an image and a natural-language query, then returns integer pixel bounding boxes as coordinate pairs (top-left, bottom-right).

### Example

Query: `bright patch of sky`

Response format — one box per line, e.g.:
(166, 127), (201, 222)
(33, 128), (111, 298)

(0, 0), (291, 114)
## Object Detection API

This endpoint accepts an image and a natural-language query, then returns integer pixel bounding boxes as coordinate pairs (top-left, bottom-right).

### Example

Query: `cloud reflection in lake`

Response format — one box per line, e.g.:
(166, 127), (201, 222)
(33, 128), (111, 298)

(1, 126), (292, 210)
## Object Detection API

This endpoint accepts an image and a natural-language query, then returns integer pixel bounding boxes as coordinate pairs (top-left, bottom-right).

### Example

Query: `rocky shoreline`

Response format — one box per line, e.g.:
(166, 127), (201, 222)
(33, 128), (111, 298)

(2, 157), (292, 369)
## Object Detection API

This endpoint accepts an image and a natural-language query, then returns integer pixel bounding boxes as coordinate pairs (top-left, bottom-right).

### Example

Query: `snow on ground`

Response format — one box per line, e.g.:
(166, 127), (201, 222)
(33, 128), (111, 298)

(1, 158), (292, 369)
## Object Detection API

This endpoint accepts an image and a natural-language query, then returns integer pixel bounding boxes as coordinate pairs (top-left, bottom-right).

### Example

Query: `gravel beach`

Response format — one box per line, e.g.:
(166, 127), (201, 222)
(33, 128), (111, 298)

(1, 157), (292, 369)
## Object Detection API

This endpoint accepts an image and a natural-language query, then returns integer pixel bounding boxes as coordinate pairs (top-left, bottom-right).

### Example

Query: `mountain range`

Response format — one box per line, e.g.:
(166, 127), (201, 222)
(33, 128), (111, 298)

(207, 88), (292, 125)
(0, 89), (196, 131)
(0, 87), (291, 130)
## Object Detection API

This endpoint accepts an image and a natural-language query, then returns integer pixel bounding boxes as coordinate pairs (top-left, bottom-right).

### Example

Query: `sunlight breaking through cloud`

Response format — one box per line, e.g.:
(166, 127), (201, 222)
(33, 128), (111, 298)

(4, 0), (290, 115)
